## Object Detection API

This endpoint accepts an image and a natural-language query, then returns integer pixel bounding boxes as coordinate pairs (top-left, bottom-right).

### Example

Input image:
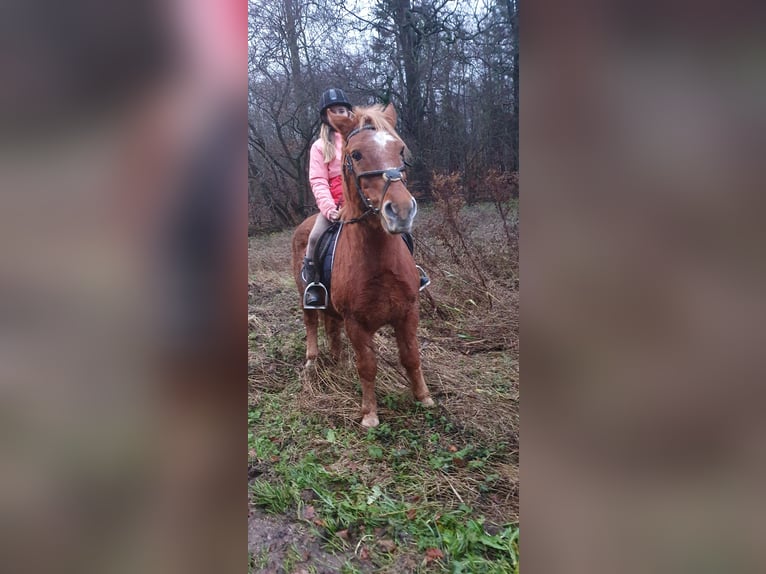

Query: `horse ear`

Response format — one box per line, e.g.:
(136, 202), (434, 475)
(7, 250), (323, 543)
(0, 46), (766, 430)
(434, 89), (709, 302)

(383, 103), (397, 126)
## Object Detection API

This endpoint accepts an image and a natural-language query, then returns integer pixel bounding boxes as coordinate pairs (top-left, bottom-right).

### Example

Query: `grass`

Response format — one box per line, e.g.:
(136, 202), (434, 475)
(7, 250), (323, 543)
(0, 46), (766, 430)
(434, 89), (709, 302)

(249, 200), (518, 572)
(249, 398), (518, 572)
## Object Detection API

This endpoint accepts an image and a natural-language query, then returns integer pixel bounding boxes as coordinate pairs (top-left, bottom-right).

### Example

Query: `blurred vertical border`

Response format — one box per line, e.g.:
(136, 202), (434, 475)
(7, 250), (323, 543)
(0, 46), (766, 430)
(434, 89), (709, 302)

(523, 0), (766, 572)
(0, 1), (247, 573)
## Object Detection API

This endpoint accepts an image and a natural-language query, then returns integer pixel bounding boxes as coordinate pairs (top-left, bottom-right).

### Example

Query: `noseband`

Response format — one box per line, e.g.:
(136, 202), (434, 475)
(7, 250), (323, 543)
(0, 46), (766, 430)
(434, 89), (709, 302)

(343, 125), (407, 223)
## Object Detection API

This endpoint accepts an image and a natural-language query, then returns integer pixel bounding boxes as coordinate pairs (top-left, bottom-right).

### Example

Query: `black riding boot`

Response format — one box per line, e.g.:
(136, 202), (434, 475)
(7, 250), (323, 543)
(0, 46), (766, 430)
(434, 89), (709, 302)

(301, 256), (327, 309)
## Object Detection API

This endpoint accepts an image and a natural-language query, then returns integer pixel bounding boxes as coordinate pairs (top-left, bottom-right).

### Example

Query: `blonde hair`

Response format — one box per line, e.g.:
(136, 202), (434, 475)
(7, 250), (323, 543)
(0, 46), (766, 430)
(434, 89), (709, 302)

(319, 123), (338, 163)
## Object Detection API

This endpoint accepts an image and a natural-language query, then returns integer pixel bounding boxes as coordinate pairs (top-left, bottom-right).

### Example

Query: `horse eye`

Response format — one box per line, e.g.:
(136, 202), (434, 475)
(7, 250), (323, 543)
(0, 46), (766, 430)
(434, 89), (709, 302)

(351, 150), (362, 161)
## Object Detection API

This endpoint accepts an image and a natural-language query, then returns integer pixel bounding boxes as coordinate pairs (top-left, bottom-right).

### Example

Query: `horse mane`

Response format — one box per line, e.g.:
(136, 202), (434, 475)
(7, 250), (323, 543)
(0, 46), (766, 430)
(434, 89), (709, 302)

(350, 104), (404, 146)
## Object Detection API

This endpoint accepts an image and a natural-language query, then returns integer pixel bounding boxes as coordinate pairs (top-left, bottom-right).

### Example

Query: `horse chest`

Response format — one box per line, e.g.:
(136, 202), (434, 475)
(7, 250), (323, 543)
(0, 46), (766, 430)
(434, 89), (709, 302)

(349, 281), (412, 307)
(331, 261), (416, 323)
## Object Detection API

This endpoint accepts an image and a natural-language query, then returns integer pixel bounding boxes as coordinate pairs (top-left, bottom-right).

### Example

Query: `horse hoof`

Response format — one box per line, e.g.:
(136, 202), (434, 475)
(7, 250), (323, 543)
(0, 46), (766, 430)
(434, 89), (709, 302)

(361, 414), (379, 428)
(305, 359), (315, 368)
(419, 396), (435, 408)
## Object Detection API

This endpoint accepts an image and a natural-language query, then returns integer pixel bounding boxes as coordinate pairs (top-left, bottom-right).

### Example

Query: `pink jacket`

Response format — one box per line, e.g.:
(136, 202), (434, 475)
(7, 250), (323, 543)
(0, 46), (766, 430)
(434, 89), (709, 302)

(309, 131), (345, 219)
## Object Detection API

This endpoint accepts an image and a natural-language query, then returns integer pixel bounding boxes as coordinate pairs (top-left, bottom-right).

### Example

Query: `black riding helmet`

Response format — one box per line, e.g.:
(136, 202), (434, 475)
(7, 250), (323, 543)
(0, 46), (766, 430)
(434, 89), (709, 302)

(319, 88), (352, 123)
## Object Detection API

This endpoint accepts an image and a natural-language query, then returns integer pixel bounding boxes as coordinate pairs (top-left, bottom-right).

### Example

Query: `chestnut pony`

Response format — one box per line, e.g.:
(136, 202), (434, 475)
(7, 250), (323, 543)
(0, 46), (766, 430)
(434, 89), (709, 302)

(291, 103), (434, 427)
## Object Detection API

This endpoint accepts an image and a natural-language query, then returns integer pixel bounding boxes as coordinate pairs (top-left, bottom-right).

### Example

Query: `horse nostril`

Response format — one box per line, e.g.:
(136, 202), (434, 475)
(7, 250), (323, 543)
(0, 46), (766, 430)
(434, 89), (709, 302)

(383, 202), (398, 219)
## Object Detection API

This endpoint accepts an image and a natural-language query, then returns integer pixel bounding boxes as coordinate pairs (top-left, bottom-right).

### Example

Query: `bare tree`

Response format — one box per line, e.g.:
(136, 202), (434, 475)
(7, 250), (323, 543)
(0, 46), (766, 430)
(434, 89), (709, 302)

(248, 0), (519, 231)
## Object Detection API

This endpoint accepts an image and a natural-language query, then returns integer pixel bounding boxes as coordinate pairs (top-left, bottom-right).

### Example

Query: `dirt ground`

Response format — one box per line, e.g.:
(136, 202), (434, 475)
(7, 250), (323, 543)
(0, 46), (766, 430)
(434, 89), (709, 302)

(250, 501), (437, 573)
(248, 507), (362, 574)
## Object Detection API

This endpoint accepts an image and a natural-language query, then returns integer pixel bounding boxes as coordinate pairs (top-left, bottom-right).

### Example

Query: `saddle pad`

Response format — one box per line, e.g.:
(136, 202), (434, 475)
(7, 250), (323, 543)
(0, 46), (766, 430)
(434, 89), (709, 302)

(315, 222), (342, 301)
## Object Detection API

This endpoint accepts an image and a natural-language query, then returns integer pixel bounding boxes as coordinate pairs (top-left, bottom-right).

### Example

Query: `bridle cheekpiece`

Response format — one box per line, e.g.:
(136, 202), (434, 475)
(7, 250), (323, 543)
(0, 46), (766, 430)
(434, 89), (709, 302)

(342, 125), (407, 223)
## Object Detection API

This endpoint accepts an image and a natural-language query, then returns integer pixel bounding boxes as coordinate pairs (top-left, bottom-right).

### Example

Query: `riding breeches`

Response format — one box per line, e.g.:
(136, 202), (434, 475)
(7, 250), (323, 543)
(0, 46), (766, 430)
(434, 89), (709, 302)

(306, 215), (333, 259)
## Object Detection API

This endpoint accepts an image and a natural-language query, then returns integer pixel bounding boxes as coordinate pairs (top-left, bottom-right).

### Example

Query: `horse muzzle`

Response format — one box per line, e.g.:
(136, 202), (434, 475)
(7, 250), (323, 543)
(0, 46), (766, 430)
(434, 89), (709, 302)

(382, 197), (417, 234)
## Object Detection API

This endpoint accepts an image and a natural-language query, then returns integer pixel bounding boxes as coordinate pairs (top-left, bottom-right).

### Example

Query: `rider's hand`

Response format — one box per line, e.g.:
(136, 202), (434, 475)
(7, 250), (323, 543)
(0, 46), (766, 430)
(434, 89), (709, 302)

(328, 208), (340, 221)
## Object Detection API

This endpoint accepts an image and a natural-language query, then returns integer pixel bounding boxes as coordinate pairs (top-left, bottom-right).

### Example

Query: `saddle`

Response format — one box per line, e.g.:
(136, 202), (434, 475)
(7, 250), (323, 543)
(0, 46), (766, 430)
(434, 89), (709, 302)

(310, 223), (416, 307)
(312, 221), (342, 300)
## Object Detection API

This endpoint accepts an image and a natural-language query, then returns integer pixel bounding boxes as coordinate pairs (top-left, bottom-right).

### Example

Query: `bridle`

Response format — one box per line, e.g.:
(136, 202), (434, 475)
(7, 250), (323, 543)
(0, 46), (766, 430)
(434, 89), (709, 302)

(342, 125), (407, 224)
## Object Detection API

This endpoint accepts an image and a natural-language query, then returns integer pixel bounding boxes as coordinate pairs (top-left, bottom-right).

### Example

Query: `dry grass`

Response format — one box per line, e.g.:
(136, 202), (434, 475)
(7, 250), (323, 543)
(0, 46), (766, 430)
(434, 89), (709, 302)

(249, 200), (519, 530)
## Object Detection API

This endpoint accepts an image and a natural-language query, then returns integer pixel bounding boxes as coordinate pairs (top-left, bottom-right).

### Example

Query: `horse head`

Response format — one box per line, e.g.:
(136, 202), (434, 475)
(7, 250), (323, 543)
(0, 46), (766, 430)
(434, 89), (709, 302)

(334, 104), (417, 234)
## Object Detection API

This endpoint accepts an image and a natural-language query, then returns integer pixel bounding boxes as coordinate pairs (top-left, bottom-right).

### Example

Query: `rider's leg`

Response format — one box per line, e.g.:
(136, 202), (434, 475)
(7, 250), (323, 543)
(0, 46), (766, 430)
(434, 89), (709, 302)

(302, 216), (331, 308)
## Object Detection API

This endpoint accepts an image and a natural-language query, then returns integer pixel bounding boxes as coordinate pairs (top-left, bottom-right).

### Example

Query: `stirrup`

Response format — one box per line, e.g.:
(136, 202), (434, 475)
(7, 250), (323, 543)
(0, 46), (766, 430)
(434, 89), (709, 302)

(416, 265), (430, 291)
(303, 282), (328, 310)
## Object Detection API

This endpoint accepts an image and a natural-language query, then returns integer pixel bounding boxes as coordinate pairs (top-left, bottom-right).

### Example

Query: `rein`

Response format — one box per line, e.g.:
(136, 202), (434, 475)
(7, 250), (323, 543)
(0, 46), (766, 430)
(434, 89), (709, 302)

(341, 125), (407, 224)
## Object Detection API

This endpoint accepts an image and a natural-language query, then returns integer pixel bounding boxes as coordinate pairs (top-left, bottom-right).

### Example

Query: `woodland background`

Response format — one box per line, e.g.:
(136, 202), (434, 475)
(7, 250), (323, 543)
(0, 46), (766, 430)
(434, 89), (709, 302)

(248, 0), (519, 232)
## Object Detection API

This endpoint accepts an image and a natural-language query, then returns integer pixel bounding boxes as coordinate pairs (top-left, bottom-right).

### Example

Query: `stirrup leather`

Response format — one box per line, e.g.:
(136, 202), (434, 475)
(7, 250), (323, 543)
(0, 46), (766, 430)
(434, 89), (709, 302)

(303, 282), (328, 310)
(300, 261), (314, 284)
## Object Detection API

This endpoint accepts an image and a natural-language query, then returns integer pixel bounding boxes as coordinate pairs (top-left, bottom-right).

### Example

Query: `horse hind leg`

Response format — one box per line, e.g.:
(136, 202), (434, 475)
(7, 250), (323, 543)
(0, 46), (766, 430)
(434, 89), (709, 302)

(345, 319), (379, 428)
(395, 317), (434, 408)
(302, 309), (320, 367)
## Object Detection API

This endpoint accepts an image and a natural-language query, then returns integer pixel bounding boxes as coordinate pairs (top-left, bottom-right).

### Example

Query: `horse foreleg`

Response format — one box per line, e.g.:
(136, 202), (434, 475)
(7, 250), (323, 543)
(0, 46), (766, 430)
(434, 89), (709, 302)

(345, 319), (379, 428)
(323, 314), (343, 363)
(302, 310), (320, 367)
(395, 315), (434, 408)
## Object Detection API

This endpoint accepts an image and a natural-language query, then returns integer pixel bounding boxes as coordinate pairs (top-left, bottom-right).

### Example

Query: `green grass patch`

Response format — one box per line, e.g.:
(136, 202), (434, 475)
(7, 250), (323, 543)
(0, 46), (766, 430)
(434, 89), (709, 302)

(248, 549), (269, 573)
(249, 395), (519, 571)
